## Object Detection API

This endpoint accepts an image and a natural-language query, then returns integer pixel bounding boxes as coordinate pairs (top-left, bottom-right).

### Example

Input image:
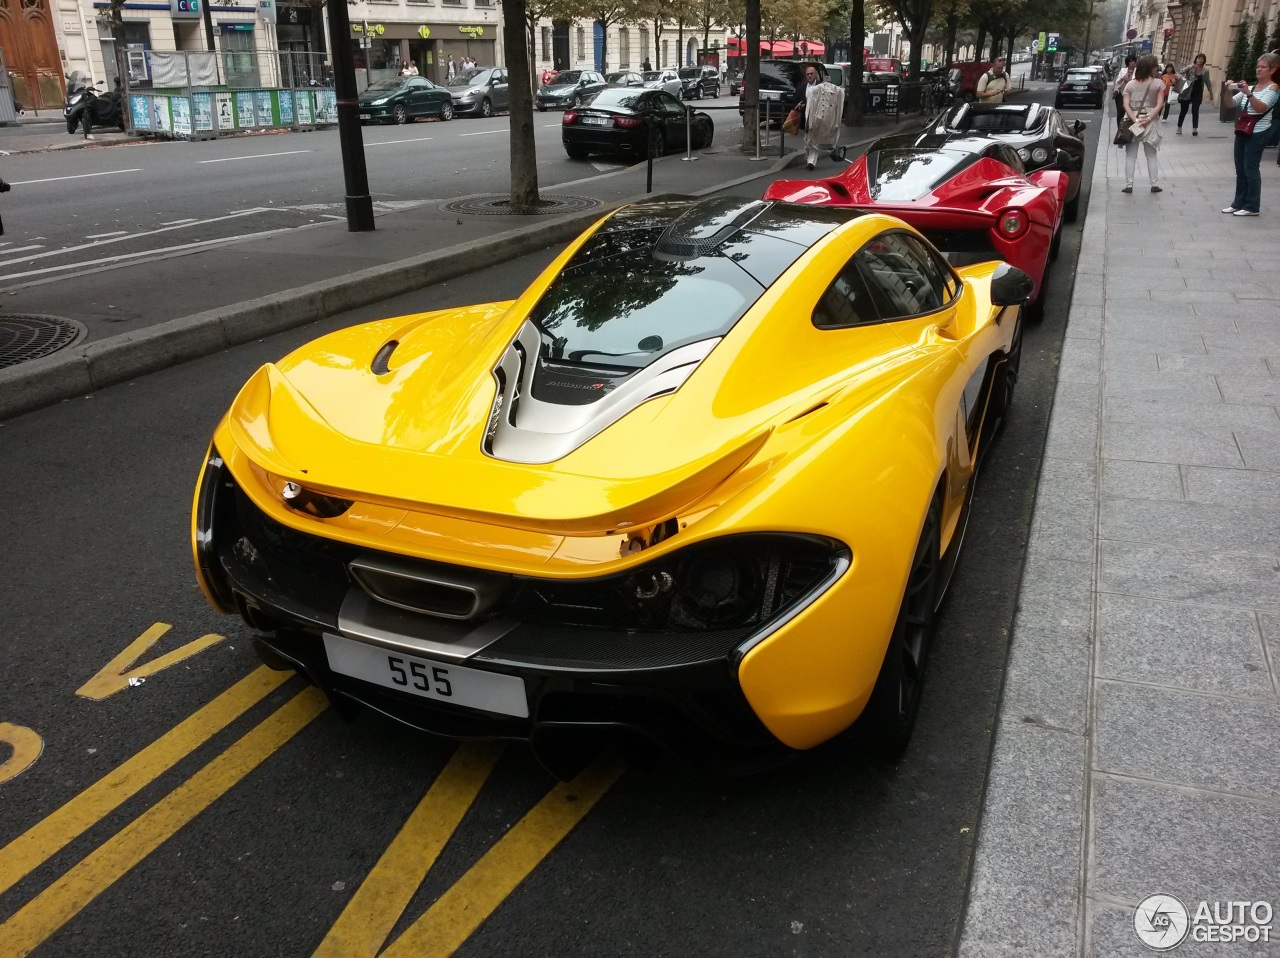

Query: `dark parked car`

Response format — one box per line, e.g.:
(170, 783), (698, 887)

(536, 70), (607, 110)
(727, 70), (743, 96)
(737, 59), (818, 121)
(358, 76), (454, 125)
(606, 71), (646, 88)
(562, 88), (713, 159)
(927, 101), (1087, 220)
(1055, 66), (1108, 109)
(447, 68), (509, 117)
(678, 65), (720, 99)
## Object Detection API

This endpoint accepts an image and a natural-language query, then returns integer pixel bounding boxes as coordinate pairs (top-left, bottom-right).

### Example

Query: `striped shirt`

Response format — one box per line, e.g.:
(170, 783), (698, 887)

(1236, 84), (1279, 133)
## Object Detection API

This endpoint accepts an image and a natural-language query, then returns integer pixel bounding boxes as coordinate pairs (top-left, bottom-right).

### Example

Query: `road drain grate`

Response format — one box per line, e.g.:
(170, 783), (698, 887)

(0, 315), (88, 370)
(442, 194), (601, 216)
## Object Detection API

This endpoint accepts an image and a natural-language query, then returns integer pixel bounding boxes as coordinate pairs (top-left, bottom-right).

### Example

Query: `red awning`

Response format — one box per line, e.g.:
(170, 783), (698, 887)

(725, 38), (826, 58)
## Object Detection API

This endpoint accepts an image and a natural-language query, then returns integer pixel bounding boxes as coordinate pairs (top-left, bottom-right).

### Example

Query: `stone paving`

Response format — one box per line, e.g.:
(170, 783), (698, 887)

(959, 111), (1280, 956)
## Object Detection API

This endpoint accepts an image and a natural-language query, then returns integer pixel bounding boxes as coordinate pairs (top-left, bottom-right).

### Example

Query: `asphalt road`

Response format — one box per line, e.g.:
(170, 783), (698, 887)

(0, 87), (1103, 956)
(0, 93), (742, 290)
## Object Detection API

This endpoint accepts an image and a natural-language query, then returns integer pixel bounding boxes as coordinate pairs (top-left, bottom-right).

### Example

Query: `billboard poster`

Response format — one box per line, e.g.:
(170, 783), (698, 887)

(171, 97), (192, 135)
(193, 92), (213, 131)
(130, 95), (151, 130)
(295, 90), (313, 124)
(256, 90), (273, 126)
(277, 90), (293, 124)
(153, 97), (171, 132)
(236, 92), (257, 128)
(313, 89), (337, 123)
(215, 92), (234, 130)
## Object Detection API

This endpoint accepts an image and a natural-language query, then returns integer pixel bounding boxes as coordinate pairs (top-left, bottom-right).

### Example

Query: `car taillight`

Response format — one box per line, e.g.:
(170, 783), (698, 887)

(997, 209), (1028, 239)
(613, 115), (644, 128)
(563, 111), (577, 124)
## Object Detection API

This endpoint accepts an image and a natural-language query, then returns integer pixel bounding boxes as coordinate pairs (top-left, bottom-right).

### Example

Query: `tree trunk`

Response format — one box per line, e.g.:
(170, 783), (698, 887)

(845, 0), (864, 124)
(975, 26), (986, 62)
(504, 0), (540, 212)
(653, 20), (664, 67)
(678, 19), (685, 67)
(741, 0), (760, 151)
(943, 13), (957, 67)
(906, 21), (927, 77)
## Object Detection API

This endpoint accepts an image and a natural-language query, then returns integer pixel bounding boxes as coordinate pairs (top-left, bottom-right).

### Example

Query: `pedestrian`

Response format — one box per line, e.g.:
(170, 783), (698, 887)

(1176, 53), (1213, 135)
(1113, 55), (1137, 131)
(1121, 54), (1166, 193)
(1223, 52), (1280, 216)
(800, 63), (843, 170)
(447, 55), (457, 81)
(1160, 62), (1180, 119)
(642, 57), (652, 72)
(408, 60), (419, 76)
(976, 56), (1009, 103)
(399, 59), (412, 76)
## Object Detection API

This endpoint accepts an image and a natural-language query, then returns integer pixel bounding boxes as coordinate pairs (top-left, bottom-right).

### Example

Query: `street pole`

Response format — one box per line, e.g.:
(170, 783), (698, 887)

(326, 0), (375, 231)
(201, 0), (215, 64)
(1083, 0), (1096, 63)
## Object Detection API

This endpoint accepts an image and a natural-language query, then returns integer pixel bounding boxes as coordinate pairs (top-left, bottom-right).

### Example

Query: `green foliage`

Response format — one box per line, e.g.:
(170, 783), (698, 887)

(1247, 16), (1269, 68)
(1226, 15), (1250, 83)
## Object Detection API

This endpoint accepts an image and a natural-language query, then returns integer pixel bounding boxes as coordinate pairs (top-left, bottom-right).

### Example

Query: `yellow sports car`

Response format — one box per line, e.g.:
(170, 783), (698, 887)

(192, 197), (1033, 776)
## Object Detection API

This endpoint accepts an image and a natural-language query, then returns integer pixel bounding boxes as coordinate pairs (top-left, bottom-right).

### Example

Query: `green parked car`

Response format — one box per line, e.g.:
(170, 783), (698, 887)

(358, 77), (454, 125)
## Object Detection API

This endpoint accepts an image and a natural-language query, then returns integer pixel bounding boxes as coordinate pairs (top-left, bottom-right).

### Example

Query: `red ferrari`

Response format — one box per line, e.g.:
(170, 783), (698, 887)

(763, 132), (1069, 320)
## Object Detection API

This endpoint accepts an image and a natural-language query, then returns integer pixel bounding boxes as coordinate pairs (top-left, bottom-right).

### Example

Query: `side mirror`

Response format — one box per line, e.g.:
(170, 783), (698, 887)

(990, 263), (1035, 307)
(1071, 119), (1085, 135)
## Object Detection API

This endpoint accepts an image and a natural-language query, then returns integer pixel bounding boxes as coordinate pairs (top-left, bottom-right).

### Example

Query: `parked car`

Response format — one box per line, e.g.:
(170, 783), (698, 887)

(192, 195), (1026, 776)
(606, 71), (646, 88)
(727, 70), (744, 95)
(536, 70), (607, 110)
(358, 76), (454, 125)
(562, 88), (712, 159)
(447, 68), (509, 118)
(764, 130), (1069, 321)
(678, 65), (720, 99)
(1055, 65), (1108, 110)
(865, 56), (904, 82)
(737, 59), (810, 121)
(642, 69), (682, 97)
(931, 101), (1087, 219)
(822, 63), (845, 87)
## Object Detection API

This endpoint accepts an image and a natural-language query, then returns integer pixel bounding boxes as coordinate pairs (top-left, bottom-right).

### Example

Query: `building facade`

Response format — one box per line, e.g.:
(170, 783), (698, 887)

(531, 18), (733, 74)
(1125, 0), (1279, 76)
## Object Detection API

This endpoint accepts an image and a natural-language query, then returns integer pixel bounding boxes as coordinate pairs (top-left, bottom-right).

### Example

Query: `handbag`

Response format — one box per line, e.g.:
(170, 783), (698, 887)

(783, 105), (802, 136)
(1113, 116), (1135, 145)
(1235, 90), (1276, 135)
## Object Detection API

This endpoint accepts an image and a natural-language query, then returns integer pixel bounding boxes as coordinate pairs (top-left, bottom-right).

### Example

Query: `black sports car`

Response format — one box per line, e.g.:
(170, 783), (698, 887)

(928, 102), (1087, 220)
(562, 88), (713, 160)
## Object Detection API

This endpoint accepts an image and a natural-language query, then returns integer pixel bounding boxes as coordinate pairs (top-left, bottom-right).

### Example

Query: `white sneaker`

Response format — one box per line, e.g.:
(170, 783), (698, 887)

(1233, 209), (1259, 216)
(1222, 206), (1238, 213)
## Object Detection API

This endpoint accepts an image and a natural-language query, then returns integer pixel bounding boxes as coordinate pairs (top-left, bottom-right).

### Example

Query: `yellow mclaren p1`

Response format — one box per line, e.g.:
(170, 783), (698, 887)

(192, 197), (1033, 776)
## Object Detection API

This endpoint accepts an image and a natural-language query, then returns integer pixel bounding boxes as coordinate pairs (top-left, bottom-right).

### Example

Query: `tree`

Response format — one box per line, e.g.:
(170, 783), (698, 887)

(845, 0), (864, 123)
(505, 0), (543, 212)
(636, 0), (675, 66)
(741, 0), (761, 150)
(564, 0), (636, 70)
(1226, 15), (1250, 84)
(876, 0), (935, 76)
(525, 0), (573, 86)
(1248, 15), (1269, 68)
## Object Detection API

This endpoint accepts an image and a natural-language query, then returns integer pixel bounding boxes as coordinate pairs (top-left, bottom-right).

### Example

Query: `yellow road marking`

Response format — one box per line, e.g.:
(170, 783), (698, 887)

(382, 754), (626, 958)
(314, 743), (504, 958)
(0, 686), (327, 957)
(0, 665), (290, 898)
(77, 622), (226, 700)
(0, 725), (44, 785)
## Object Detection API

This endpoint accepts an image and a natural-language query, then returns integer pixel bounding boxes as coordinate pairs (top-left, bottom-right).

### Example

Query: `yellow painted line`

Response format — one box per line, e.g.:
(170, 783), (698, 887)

(382, 754), (626, 958)
(0, 725), (44, 785)
(0, 686), (327, 957)
(314, 742), (504, 958)
(77, 622), (226, 700)
(0, 665), (290, 898)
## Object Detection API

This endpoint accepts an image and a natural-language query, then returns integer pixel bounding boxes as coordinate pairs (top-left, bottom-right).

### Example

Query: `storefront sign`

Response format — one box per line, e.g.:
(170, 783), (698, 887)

(352, 23), (386, 35)
(417, 25), (430, 38)
(256, 0), (275, 23)
(459, 26), (484, 37)
(170, 0), (201, 20)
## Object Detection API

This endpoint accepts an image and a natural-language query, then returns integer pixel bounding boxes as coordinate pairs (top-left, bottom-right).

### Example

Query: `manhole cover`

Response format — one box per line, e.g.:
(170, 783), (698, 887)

(442, 194), (601, 216)
(0, 315), (88, 370)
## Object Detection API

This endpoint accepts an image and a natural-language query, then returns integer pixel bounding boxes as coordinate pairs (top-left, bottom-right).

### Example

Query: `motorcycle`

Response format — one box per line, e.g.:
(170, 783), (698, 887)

(64, 75), (126, 136)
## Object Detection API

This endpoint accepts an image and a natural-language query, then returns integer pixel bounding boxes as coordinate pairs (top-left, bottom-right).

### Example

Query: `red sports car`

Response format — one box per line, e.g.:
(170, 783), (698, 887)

(763, 132), (1069, 320)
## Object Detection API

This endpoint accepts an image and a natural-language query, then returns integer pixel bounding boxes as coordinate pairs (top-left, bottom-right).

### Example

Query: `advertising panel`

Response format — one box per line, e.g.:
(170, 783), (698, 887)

(193, 92), (213, 131)
(296, 90), (313, 124)
(130, 95), (152, 130)
(236, 92), (257, 128)
(215, 92), (234, 130)
(256, 90), (274, 126)
(171, 96), (192, 135)
(278, 90), (293, 124)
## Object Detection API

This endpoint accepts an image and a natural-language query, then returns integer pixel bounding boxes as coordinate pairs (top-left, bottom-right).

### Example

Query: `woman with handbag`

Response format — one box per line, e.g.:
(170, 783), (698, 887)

(1223, 53), (1280, 216)
(1113, 56), (1137, 134)
(1176, 53), (1213, 135)
(1160, 63), (1180, 120)
(1121, 55), (1167, 193)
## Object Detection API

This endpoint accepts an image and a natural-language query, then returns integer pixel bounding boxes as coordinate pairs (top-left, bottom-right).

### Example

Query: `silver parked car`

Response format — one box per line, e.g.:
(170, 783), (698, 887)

(641, 69), (682, 98)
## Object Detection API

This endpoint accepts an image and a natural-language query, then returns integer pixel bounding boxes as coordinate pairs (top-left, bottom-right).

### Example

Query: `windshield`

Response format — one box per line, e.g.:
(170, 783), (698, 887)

(363, 78), (406, 93)
(677, 67), (701, 79)
(957, 109), (1031, 132)
(552, 70), (583, 85)
(868, 149), (973, 201)
(588, 89), (645, 109)
(447, 70), (487, 88)
(642, 72), (664, 81)
(1065, 71), (1098, 83)
(760, 61), (803, 90)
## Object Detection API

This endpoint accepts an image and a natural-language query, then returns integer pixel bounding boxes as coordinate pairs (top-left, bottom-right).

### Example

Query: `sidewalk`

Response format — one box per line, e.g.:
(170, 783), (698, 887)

(0, 114), (143, 153)
(960, 117), (1280, 953)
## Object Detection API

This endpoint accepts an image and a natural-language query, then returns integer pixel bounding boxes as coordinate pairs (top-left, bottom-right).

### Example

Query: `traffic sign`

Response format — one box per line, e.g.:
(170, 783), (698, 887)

(1126, 27), (1137, 39)
(1031, 39), (1040, 51)
(1047, 32), (1060, 51)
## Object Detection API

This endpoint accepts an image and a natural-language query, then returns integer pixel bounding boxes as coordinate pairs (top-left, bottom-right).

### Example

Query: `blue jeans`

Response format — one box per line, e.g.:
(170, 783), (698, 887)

(1232, 130), (1269, 212)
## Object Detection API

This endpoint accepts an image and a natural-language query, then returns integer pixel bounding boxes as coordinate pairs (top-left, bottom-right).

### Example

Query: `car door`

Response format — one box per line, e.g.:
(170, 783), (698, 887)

(493, 69), (509, 111)
(405, 77), (430, 116)
(655, 91), (686, 147)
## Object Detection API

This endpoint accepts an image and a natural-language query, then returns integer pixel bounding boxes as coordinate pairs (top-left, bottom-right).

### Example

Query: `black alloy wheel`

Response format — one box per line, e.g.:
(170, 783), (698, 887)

(570, 93), (581, 108)
(393, 103), (408, 125)
(713, 84), (720, 98)
(852, 494), (942, 757)
(565, 143), (590, 159)
(1050, 224), (1063, 260)
(480, 97), (492, 118)
(440, 101), (454, 121)
(1064, 190), (1080, 222)
(993, 314), (1024, 429)
(1027, 265), (1050, 323)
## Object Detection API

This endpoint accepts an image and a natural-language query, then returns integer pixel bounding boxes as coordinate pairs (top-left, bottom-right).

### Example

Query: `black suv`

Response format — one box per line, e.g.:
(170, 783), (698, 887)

(737, 60), (815, 120)
(678, 65), (720, 99)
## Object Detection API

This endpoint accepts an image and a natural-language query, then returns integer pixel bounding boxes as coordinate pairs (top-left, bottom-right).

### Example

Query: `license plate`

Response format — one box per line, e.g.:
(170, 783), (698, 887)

(760, 90), (781, 100)
(581, 115), (609, 125)
(360, 113), (371, 119)
(323, 633), (528, 718)
(1072, 85), (1085, 90)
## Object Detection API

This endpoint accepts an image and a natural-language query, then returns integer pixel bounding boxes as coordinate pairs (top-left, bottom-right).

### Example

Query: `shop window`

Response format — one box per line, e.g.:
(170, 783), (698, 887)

(577, 26), (585, 60)
(618, 27), (628, 67)
(639, 28), (649, 64)
(541, 26), (551, 61)
(661, 38), (668, 66)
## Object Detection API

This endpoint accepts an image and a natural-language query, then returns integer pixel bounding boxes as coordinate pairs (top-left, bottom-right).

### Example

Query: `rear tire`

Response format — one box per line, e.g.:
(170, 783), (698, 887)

(1050, 225), (1063, 260)
(440, 101), (454, 121)
(852, 494), (941, 758)
(1064, 192), (1080, 222)
(565, 143), (590, 159)
(1027, 265), (1050, 323)
(992, 313), (1024, 430)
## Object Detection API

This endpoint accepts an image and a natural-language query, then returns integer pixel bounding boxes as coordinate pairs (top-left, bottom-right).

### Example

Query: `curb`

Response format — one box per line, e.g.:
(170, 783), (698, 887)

(0, 149), (805, 422)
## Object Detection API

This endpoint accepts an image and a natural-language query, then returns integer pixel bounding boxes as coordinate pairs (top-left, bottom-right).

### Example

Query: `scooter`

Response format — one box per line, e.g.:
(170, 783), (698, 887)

(64, 76), (126, 136)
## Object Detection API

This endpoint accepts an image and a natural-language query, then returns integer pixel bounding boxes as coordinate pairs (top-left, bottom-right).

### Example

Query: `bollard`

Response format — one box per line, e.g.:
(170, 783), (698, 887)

(682, 105), (697, 161)
(646, 114), (655, 192)
(754, 102), (761, 160)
